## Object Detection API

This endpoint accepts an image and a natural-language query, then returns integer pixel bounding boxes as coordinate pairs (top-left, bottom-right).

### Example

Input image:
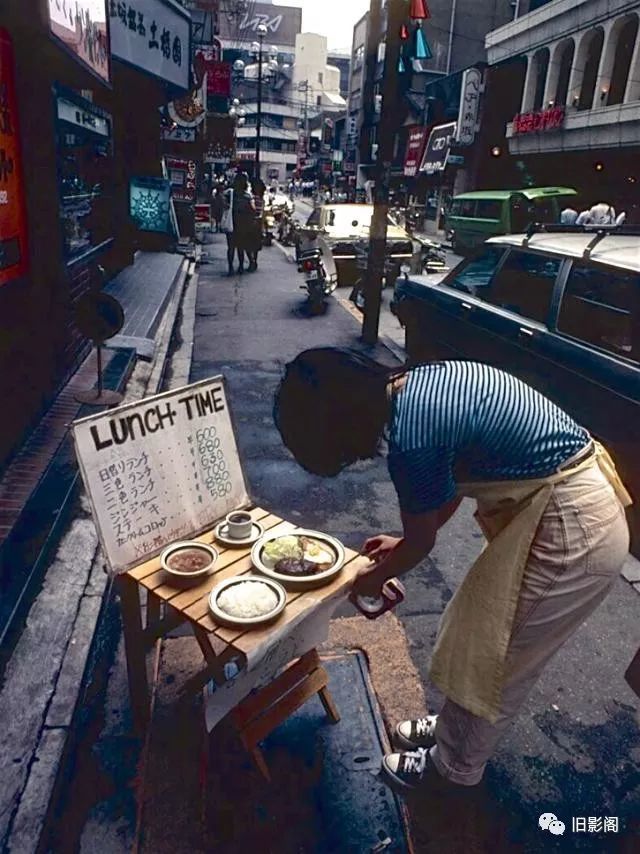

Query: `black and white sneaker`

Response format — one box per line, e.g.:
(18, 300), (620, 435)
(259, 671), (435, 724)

(394, 715), (438, 750)
(381, 747), (433, 792)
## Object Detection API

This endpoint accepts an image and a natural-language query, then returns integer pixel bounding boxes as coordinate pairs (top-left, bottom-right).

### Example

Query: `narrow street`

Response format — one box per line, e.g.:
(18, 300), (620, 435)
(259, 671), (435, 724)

(2, 1), (639, 851)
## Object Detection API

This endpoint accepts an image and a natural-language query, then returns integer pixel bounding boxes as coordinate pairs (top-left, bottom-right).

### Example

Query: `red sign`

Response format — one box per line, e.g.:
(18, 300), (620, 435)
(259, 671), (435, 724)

(512, 107), (565, 135)
(195, 204), (211, 223)
(194, 48), (231, 96)
(404, 126), (428, 177)
(206, 61), (231, 96)
(0, 29), (28, 286)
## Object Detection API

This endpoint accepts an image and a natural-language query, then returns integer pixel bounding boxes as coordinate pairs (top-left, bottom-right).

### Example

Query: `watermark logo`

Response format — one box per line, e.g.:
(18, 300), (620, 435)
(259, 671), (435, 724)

(539, 813), (620, 836)
(539, 813), (565, 835)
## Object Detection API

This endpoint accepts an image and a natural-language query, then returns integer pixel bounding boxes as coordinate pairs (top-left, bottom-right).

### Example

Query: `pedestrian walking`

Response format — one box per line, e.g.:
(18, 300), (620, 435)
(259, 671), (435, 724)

(273, 349), (632, 794)
(211, 188), (225, 232)
(225, 172), (256, 275)
(248, 178), (266, 272)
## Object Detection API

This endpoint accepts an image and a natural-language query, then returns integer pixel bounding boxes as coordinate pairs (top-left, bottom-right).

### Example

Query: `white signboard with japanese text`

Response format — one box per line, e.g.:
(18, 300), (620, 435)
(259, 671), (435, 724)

(455, 67), (483, 147)
(72, 377), (251, 575)
(109, 0), (190, 89)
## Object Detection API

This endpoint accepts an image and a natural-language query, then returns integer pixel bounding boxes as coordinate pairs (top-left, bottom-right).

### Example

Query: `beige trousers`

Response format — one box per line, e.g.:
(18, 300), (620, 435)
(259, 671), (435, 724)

(430, 460), (630, 786)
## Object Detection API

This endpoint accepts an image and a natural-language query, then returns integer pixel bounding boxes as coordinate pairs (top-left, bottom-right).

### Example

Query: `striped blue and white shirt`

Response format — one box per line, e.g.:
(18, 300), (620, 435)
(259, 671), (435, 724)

(387, 362), (590, 513)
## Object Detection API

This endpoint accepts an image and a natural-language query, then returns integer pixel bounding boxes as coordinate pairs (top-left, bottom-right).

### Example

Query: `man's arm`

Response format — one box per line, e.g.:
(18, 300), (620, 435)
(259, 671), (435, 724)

(354, 496), (462, 597)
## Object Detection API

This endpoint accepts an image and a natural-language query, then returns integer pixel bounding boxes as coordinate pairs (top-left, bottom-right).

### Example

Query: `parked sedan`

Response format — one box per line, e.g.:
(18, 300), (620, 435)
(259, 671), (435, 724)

(300, 204), (414, 285)
(392, 226), (640, 552)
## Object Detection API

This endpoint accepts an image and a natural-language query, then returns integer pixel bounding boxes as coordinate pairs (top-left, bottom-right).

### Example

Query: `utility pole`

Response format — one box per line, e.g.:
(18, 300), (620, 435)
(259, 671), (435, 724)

(297, 80), (311, 176)
(362, 0), (407, 344)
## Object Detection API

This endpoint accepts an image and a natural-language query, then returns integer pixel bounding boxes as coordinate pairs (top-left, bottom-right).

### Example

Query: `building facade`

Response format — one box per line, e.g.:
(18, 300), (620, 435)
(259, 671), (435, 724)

(486, 0), (640, 214)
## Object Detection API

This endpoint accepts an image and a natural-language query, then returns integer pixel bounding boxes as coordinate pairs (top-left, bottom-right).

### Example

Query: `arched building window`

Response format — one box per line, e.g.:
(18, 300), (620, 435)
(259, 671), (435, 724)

(608, 15), (639, 105)
(579, 28), (604, 110)
(555, 40), (575, 106)
(532, 48), (550, 111)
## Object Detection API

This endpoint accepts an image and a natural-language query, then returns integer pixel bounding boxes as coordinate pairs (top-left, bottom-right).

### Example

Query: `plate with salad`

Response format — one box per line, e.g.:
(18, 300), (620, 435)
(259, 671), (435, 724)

(251, 529), (346, 588)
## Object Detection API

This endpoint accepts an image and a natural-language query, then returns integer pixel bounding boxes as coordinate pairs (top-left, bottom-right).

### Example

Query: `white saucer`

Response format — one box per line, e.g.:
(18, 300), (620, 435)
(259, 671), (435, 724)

(215, 520), (264, 547)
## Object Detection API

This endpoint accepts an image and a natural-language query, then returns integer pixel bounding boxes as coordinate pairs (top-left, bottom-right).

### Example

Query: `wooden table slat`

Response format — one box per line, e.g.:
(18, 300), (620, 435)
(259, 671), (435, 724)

(127, 506), (273, 582)
(180, 520), (297, 622)
(203, 553), (367, 657)
(138, 514), (289, 597)
(193, 546), (362, 643)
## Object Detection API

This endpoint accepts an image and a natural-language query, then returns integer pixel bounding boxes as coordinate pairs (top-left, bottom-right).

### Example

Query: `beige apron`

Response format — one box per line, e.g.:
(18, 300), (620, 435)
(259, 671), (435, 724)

(428, 442), (632, 724)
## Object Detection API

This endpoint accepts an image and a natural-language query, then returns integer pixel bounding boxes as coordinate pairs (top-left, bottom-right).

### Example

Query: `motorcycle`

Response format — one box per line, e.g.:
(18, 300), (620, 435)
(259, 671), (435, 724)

(297, 235), (338, 314)
(263, 211), (275, 246)
(277, 210), (297, 246)
(416, 236), (449, 274)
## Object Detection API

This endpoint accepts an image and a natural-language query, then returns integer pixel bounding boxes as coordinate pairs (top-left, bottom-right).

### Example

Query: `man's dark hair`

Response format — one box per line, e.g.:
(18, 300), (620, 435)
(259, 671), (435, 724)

(273, 348), (406, 477)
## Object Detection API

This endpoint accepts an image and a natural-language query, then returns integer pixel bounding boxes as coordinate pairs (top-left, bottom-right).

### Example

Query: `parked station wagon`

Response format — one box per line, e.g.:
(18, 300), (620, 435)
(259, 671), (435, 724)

(392, 225), (640, 552)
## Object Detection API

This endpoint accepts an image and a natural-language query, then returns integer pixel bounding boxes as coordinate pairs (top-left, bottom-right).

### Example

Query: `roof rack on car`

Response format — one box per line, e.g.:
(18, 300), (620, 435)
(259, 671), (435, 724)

(521, 222), (640, 257)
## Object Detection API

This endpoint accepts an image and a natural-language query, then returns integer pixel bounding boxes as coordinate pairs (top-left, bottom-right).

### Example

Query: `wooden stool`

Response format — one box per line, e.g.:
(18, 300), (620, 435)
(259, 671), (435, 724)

(230, 649), (340, 781)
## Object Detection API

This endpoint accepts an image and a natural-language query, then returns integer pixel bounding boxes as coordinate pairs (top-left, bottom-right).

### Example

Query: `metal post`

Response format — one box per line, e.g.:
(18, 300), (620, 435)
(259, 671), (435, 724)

(97, 343), (103, 397)
(446, 0), (458, 76)
(362, 0), (407, 344)
(256, 35), (264, 180)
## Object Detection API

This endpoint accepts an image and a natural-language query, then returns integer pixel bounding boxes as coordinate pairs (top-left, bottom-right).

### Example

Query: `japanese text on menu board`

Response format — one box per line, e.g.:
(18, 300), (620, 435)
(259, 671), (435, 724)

(72, 378), (250, 575)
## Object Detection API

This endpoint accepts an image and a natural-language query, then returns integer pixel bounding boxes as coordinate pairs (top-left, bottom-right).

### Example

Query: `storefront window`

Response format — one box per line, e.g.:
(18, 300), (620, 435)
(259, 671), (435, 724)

(55, 89), (113, 262)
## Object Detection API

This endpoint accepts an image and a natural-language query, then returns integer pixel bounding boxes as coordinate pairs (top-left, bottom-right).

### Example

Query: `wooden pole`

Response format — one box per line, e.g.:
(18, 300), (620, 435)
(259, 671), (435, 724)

(362, 0), (407, 344)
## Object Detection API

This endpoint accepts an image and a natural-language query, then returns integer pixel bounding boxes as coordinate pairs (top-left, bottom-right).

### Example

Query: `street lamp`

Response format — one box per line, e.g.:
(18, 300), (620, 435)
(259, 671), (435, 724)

(253, 23), (268, 180)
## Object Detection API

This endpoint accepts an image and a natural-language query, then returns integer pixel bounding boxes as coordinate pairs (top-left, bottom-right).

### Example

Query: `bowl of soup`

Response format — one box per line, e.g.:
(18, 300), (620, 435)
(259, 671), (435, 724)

(160, 541), (218, 581)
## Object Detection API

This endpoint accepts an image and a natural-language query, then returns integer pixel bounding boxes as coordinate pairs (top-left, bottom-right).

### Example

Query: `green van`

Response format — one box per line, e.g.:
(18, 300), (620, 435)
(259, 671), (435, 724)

(446, 187), (577, 255)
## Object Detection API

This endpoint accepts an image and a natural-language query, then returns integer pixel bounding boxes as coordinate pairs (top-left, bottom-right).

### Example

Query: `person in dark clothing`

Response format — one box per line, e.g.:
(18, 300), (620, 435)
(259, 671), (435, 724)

(248, 179), (266, 272)
(225, 172), (255, 276)
(211, 188), (224, 232)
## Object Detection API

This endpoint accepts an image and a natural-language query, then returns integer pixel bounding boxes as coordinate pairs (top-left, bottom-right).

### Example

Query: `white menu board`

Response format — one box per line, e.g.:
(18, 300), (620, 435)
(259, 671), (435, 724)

(72, 377), (250, 575)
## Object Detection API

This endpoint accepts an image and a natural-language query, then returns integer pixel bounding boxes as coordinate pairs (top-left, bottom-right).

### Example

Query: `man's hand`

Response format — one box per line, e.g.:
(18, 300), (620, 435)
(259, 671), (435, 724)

(362, 534), (402, 564)
(353, 561), (387, 599)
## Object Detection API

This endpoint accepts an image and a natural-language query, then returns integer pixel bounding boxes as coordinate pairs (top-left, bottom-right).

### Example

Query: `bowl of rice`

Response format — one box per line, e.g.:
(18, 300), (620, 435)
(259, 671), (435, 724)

(209, 576), (287, 627)
(160, 541), (218, 582)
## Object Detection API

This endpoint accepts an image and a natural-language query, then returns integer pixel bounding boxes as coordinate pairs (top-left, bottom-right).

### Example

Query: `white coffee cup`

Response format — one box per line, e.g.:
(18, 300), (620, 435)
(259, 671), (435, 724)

(224, 511), (253, 539)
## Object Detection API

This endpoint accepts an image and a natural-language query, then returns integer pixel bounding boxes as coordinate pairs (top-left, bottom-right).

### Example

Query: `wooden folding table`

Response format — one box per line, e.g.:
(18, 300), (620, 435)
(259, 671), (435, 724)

(117, 505), (366, 777)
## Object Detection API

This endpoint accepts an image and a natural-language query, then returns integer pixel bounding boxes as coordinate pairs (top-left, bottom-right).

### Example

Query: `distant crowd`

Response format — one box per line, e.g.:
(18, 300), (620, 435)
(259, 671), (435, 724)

(560, 200), (627, 226)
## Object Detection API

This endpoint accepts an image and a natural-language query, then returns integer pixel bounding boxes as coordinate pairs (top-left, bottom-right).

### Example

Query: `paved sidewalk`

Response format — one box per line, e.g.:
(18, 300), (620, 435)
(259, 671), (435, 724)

(106, 251), (184, 357)
(0, 250), (190, 853)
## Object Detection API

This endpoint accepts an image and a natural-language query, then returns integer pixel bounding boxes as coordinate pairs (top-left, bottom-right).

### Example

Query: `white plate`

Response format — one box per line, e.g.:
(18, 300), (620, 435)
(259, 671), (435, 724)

(214, 520), (264, 547)
(208, 575), (287, 628)
(251, 529), (345, 589)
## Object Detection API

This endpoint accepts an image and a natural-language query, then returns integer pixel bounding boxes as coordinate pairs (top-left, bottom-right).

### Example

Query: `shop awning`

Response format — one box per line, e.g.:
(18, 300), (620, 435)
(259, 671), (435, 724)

(420, 122), (457, 175)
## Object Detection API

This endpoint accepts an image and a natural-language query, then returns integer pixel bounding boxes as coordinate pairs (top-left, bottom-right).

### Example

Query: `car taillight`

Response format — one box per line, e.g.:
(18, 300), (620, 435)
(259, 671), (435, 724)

(303, 259), (316, 272)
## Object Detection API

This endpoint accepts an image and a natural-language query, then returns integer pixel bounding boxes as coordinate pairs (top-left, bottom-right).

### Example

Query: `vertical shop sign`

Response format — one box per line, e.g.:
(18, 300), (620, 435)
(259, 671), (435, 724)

(166, 157), (196, 202)
(0, 29), (28, 286)
(403, 126), (428, 177)
(455, 67), (483, 146)
(48, 0), (110, 83)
